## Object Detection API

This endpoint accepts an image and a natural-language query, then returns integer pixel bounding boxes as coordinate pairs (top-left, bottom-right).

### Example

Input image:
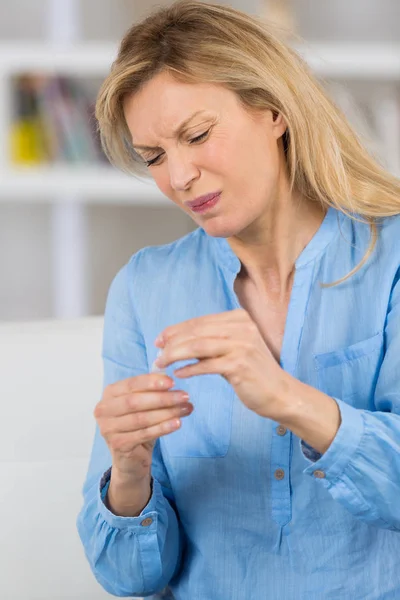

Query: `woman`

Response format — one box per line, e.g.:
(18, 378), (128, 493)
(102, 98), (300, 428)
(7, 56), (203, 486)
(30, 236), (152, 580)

(77, 2), (400, 598)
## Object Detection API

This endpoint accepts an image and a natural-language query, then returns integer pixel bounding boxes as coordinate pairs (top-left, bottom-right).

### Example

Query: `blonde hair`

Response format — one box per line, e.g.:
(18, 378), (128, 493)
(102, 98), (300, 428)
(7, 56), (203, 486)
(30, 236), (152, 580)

(96, 0), (400, 285)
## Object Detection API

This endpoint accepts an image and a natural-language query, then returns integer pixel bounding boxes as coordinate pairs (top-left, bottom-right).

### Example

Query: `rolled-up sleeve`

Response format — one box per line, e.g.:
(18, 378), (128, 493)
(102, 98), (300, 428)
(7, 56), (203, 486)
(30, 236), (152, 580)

(76, 257), (184, 597)
(301, 273), (400, 531)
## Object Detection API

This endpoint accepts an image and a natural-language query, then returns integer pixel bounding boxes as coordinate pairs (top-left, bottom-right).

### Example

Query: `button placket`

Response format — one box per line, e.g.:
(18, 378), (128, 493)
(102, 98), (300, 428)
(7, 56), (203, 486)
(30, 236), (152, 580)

(270, 430), (292, 526)
(270, 265), (314, 529)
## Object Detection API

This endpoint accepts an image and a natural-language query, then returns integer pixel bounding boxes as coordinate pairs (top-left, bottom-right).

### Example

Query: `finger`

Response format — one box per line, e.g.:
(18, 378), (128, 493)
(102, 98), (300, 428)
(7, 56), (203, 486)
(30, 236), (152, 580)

(161, 319), (253, 352)
(107, 373), (174, 398)
(158, 309), (248, 345)
(107, 402), (194, 435)
(156, 337), (236, 370)
(95, 389), (190, 418)
(109, 417), (185, 452)
(174, 356), (228, 379)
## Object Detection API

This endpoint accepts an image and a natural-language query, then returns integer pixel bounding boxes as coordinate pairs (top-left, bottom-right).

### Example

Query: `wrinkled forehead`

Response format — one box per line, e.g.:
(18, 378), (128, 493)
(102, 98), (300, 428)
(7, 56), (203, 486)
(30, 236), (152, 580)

(123, 72), (238, 146)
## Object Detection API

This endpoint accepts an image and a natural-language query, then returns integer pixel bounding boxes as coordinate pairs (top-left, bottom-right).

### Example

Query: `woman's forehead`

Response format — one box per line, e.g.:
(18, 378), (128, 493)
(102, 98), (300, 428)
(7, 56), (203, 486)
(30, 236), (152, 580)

(124, 74), (237, 145)
(126, 72), (231, 113)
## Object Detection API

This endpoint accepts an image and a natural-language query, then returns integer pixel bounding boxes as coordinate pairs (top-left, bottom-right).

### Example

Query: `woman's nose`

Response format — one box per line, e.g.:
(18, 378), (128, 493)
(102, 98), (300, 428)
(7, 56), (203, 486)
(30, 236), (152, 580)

(168, 152), (200, 191)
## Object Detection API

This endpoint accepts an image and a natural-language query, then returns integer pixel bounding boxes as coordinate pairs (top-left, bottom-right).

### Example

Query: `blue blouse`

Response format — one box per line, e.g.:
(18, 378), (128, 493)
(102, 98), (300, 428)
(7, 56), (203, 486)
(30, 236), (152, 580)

(77, 206), (400, 599)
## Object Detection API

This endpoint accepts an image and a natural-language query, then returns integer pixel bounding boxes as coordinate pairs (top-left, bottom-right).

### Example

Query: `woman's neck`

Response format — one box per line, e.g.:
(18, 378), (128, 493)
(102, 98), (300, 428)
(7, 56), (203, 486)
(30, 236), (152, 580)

(227, 196), (326, 295)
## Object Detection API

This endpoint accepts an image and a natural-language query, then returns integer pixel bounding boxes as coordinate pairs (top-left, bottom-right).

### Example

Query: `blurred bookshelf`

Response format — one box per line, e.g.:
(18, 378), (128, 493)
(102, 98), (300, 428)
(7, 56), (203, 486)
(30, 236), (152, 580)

(0, 42), (167, 203)
(0, 41), (399, 200)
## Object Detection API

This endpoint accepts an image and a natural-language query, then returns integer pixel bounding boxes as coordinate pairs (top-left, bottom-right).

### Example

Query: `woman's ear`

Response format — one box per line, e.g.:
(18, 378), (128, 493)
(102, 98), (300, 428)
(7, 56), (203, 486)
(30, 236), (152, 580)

(272, 111), (287, 138)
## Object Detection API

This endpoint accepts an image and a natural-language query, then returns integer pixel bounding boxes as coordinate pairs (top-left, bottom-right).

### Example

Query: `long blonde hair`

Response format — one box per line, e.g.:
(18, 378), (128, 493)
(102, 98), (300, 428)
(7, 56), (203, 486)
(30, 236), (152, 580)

(96, 0), (400, 285)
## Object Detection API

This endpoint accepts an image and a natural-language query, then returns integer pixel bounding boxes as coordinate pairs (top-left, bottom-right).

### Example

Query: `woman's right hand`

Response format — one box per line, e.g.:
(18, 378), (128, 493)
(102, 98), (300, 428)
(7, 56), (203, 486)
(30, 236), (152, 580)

(94, 373), (193, 482)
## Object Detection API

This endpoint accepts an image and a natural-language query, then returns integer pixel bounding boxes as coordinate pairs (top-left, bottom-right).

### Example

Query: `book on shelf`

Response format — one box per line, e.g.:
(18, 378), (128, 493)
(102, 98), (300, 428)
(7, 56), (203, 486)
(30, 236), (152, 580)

(9, 75), (48, 165)
(9, 73), (109, 168)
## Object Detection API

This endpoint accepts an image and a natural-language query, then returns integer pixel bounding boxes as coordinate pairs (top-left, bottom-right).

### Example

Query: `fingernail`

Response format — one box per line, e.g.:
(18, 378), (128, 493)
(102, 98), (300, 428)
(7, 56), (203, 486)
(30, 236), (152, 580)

(151, 349), (165, 373)
(155, 335), (164, 347)
(154, 356), (164, 368)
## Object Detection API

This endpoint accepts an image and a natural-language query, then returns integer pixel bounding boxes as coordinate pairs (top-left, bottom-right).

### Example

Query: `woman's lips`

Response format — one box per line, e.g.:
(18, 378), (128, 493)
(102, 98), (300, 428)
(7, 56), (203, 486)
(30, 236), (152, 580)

(189, 192), (221, 213)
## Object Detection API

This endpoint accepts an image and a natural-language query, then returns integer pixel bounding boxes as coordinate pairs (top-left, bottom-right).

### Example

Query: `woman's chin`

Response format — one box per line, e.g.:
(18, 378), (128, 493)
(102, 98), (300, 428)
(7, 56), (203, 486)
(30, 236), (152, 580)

(197, 217), (241, 239)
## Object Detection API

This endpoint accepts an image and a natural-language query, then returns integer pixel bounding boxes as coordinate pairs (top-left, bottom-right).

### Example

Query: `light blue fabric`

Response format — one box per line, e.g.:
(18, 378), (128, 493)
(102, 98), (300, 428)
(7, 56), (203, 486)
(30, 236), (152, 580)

(77, 206), (400, 599)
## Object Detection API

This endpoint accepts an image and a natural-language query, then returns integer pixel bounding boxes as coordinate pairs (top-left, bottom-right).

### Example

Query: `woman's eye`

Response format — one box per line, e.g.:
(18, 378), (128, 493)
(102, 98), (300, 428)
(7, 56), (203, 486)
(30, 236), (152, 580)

(189, 129), (210, 144)
(145, 154), (163, 167)
(145, 129), (210, 167)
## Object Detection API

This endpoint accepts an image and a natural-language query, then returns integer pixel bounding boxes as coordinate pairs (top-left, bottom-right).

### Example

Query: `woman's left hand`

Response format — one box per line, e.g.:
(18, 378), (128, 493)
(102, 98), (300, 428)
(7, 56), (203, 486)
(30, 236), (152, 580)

(154, 308), (291, 419)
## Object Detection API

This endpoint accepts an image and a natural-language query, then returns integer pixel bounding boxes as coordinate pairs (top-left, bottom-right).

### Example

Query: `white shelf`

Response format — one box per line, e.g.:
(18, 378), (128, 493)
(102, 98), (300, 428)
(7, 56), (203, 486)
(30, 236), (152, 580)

(295, 43), (400, 80)
(0, 167), (169, 203)
(0, 42), (118, 75)
(0, 41), (399, 79)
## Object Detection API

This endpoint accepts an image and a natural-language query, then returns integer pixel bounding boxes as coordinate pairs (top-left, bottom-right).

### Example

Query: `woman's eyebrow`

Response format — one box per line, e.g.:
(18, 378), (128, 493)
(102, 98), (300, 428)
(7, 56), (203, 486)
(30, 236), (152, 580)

(132, 110), (210, 151)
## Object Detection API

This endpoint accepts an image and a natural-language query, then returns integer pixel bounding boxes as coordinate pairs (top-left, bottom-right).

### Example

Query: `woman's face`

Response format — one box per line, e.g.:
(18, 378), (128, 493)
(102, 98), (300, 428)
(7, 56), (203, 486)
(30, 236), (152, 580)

(124, 71), (288, 238)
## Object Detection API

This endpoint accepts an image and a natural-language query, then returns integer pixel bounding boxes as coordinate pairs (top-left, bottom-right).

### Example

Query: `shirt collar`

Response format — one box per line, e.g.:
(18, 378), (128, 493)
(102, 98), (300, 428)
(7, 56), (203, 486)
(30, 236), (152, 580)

(205, 205), (344, 275)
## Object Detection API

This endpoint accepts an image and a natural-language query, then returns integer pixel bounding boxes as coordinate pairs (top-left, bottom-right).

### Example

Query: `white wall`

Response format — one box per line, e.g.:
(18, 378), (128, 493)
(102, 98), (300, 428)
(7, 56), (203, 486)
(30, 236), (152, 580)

(1, 0), (399, 44)
(0, 0), (135, 41)
(0, 0), (261, 41)
(0, 202), (194, 321)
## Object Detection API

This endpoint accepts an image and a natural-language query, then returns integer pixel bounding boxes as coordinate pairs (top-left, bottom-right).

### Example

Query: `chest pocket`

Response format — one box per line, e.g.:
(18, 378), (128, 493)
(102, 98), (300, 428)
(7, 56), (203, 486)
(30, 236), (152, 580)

(161, 373), (235, 458)
(313, 331), (384, 410)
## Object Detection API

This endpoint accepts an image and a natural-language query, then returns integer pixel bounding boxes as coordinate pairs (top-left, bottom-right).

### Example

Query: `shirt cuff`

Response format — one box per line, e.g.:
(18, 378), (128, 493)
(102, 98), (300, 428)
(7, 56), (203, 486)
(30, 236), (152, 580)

(300, 398), (365, 486)
(98, 467), (159, 530)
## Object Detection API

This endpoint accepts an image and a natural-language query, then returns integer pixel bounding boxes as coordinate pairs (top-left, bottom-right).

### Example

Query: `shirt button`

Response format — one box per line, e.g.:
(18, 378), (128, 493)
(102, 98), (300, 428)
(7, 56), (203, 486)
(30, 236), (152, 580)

(276, 425), (287, 436)
(313, 470), (326, 479)
(274, 468), (285, 480)
(140, 517), (153, 527)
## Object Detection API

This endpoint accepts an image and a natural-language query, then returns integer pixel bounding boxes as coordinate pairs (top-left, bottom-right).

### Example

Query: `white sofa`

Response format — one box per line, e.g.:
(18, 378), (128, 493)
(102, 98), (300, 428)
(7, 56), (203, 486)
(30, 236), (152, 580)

(0, 316), (145, 600)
